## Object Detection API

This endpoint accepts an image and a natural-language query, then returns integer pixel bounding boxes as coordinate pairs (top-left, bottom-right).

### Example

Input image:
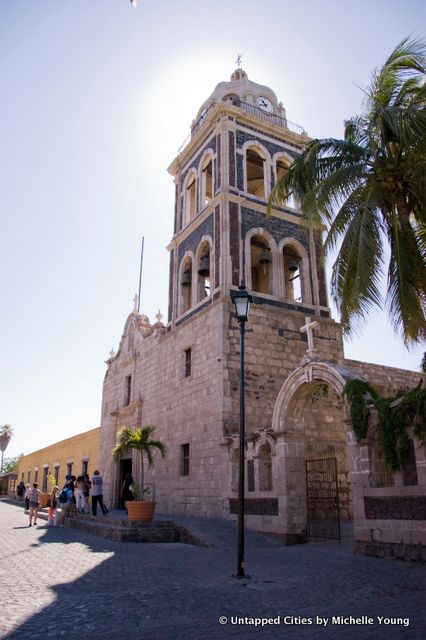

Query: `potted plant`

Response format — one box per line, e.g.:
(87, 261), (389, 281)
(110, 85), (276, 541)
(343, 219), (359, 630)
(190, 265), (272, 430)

(112, 426), (166, 523)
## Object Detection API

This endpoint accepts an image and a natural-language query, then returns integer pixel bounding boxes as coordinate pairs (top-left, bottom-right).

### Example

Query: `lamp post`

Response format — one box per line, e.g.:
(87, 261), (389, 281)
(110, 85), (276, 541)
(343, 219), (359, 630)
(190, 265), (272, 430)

(231, 282), (252, 578)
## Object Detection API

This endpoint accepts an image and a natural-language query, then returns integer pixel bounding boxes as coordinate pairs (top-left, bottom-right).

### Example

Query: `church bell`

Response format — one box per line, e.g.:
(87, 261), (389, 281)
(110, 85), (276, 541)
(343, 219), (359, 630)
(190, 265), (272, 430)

(198, 255), (210, 277)
(181, 270), (192, 286)
(258, 249), (271, 265)
(287, 257), (299, 272)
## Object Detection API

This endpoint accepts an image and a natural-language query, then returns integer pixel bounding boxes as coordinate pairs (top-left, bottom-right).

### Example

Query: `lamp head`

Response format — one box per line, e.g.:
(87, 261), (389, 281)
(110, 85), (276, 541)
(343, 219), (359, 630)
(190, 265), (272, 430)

(231, 282), (253, 322)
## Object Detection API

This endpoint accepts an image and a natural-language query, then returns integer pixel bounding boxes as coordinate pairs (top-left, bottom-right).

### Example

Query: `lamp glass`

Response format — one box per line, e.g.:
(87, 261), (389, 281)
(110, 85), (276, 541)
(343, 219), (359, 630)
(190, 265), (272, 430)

(233, 292), (251, 322)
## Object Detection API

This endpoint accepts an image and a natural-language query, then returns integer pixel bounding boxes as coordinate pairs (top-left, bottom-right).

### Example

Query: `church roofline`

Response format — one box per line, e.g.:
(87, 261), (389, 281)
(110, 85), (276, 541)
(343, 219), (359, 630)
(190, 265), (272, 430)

(168, 100), (309, 176)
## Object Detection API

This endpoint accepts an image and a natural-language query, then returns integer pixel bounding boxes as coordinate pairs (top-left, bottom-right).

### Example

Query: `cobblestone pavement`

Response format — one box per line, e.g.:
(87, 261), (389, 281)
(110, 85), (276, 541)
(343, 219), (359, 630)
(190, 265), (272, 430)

(1, 500), (425, 640)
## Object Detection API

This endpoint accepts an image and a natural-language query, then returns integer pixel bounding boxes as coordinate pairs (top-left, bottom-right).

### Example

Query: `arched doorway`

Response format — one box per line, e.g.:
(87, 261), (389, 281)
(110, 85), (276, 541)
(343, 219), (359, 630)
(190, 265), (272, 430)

(272, 362), (362, 540)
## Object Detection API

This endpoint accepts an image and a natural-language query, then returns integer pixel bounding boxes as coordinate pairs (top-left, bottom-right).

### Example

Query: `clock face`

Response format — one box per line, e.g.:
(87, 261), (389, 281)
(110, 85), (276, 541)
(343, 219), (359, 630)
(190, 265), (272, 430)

(256, 96), (274, 113)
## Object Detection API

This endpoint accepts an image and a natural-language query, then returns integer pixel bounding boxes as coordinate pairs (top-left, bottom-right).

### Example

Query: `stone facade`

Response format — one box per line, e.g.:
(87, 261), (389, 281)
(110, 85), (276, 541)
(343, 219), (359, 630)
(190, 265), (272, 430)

(99, 69), (425, 559)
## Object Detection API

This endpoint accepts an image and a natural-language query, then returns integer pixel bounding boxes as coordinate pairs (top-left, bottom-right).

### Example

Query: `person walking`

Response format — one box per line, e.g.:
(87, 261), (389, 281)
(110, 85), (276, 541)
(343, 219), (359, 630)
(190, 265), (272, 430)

(28, 483), (41, 527)
(16, 480), (25, 502)
(91, 470), (108, 516)
(24, 483), (31, 511)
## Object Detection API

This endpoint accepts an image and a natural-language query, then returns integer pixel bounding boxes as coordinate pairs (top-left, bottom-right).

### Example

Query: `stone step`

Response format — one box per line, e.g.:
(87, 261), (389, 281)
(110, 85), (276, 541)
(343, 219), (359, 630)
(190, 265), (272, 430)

(65, 514), (207, 545)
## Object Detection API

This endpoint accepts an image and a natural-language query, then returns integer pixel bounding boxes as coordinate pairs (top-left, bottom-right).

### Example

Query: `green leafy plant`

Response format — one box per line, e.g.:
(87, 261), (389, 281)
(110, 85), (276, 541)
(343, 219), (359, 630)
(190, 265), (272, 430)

(344, 379), (426, 470)
(112, 426), (166, 500)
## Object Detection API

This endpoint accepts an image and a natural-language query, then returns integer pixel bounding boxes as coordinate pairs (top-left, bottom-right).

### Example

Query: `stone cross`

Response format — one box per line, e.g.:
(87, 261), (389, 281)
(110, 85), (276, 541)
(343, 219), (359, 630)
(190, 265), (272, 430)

(300, 316), (319, 352)
(109, 347), (116, 358)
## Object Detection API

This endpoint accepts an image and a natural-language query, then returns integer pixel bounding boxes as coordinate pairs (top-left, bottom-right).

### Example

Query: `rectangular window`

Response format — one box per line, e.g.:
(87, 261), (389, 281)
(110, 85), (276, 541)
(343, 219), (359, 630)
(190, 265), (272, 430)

(402, 439), (418, 486)
(67, 462), (73, 477)
(369, 445), (394, 488)
(180, 443), (190, 476)
(27, 470), (31, 484)
(125, 375), (132, 405)
(82, 460), (89, 476)
(34, 469), (38, 483)
(54, 466), (59, 485)
(184, 348), (192, 377)
(21, 472), (24, 482)
(42, 467), (49, 493)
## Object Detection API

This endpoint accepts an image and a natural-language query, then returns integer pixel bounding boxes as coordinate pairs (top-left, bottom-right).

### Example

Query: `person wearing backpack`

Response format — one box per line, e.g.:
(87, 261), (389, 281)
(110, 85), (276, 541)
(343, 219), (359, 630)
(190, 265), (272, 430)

(16, 480), (25, 502)
(57, 478), (75, 527)
(28, 483), (41, 527)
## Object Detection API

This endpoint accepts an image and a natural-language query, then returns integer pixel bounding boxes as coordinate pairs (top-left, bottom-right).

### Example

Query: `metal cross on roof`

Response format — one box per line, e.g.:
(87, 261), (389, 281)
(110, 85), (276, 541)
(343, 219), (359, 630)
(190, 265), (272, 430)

(235, 53), (243, 68)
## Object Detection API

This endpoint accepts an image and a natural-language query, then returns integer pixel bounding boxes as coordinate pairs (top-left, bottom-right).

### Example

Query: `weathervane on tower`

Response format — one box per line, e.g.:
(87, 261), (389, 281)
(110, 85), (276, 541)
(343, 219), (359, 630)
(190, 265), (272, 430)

(235, 53), (243, 69)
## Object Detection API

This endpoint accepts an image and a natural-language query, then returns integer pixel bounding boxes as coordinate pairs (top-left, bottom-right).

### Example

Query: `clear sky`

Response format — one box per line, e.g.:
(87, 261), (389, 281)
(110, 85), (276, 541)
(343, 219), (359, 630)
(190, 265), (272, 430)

(1, 0), (424, 459)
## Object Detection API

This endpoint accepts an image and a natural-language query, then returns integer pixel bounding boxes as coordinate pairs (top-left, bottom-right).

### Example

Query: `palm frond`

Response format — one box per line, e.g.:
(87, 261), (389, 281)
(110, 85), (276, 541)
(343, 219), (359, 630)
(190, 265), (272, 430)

(386, 208), (426, 343)
(331, 193), (384, 333)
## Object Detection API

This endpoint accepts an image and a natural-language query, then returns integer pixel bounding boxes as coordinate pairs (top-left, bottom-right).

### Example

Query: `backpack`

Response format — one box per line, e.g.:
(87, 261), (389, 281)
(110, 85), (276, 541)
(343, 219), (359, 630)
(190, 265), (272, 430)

(59, 488), (70, 504)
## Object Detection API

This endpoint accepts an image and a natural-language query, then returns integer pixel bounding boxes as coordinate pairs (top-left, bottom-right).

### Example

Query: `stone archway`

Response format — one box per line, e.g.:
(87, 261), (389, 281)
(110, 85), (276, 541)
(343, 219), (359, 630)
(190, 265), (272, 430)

(272, 361), (363, 540)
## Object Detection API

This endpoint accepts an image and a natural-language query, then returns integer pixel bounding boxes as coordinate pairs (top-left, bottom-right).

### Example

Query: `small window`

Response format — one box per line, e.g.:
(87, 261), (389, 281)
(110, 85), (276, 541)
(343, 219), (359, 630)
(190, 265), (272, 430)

(231, 448), (239, 493)
(197, 241), (211, 302)
(181, 443), (190, 476)
(54, 466), (60, 485)
(180, 257), (193, 314)
(82, 460), (89, 476)
(402, 439), (418, 486)
(246, 148), (266, 197)
(258, 443), (273, 491)
(283, 246), (302, 302)
(369, 444), (394, 488)
(34, 469), (38, 483)
(251, 236), (272, 294)
(125, 375), (132, 406)
(186, 174), (196, 221)
(27, 470), (31, 484)
(42, 467), (49, 493)
(201, 156), (213, 205)
(184, 348), (192, 377)
(67, 462), (73, 477)
(21, 472), (24, 482)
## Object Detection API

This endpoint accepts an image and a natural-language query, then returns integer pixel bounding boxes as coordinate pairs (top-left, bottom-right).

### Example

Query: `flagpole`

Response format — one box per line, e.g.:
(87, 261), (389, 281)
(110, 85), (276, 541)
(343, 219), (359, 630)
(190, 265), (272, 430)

(137, 236), (144, 314)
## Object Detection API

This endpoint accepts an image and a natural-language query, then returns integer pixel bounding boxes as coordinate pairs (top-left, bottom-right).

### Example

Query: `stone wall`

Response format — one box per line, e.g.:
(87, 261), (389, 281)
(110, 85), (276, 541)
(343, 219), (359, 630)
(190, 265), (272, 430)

(343, 359), (425, 561)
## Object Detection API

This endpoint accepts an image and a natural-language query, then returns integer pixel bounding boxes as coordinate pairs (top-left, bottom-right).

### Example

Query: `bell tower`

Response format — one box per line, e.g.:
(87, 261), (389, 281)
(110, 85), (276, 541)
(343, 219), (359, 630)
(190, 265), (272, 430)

(101, 67), (346, 529)
(166, 67), (330, 329)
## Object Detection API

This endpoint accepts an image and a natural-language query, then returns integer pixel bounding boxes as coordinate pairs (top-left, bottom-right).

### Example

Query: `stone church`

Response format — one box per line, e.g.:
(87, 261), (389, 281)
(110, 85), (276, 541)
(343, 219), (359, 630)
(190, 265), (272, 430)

(99, 69), (425, 560)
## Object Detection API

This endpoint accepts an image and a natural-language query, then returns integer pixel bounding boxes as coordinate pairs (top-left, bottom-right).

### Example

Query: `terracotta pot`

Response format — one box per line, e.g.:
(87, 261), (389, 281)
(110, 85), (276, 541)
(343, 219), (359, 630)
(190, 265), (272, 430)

(39, 492), (50, 508)
(126, 500), (156, 523)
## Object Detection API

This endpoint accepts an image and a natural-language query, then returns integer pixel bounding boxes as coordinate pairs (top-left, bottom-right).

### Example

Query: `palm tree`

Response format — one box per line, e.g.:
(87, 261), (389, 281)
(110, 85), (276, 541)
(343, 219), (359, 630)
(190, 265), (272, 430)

(112, 426), (166, 500)
(268, 36), (426, 344)
(0, 424), (13, 474)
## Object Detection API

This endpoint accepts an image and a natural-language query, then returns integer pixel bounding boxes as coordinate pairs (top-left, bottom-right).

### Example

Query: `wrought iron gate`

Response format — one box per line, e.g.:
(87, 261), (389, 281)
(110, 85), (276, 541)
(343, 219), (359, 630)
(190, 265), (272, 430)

(306, 457), (341, 540)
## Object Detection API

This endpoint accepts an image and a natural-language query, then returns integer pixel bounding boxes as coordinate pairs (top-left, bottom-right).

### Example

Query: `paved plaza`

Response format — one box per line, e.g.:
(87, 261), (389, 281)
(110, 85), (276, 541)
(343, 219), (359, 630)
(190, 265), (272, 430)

(0, 500), (425, 640)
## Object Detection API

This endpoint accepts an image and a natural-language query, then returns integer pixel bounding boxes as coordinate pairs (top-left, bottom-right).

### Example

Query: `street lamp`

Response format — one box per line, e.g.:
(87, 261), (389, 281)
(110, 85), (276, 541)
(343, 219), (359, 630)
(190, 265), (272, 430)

(231, 282), (253, 578)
